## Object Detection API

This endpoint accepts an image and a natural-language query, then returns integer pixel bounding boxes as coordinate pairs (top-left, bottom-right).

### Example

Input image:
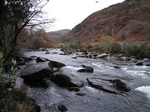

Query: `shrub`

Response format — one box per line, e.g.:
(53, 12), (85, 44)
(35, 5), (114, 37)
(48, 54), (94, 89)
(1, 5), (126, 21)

(110, 42), (121, 54)
(120, 42), (150, 58)
(99, 35), (115, 52)
(138, 43), (150, 58)
(129, 21), (144, 35)
(0, 52), (38, 112)
(121, 42), (140, 57)
(120, 31), (130, 40)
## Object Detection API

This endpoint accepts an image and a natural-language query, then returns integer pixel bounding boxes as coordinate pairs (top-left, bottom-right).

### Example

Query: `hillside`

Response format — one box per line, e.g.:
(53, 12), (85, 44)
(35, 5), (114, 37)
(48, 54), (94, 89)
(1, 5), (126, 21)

(65, 0), (150, 42)
(48, 29), (70, 42)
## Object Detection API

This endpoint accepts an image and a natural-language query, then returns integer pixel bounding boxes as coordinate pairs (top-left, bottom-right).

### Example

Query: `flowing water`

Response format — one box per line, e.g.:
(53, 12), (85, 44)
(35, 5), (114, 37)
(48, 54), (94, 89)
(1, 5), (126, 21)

(21, 49), (150, 112)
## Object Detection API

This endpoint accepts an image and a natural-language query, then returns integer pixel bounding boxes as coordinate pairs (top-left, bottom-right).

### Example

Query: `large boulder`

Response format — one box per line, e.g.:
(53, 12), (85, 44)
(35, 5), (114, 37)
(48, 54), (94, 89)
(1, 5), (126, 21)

(50, 60), (66, 68)
(20, 61), (53, 87)
(77, 65), (94, 73)
(36, 57), (66, 68)
(51, 70), (84, 88)
(87, 78), (130, 94)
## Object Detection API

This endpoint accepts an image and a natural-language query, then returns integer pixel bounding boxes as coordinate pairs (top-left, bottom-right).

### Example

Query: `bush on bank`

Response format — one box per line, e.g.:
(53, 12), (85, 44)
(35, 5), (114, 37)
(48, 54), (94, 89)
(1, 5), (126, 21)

(0, 52), (38, 112)
(109, 42), (150, 59)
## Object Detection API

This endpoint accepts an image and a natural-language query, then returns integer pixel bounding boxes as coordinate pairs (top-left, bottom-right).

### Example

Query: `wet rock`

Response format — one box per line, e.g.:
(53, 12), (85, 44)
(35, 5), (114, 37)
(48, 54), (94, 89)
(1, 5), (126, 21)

(113, 66), (120, 69)
(87, 78), (130, 94)
(50, 60), (66, 68)
(142, 58), (150, 62)
(75, 92), (86, 96)
(67, 87), (80, 92)
(45, 50), (50, 54)
(51, 52), (58, 54)
(72, 56), (77, 59)
(36, 57), (65, 68)
(110, 79), (130, 92)
(92, 54), (98, 59)
(59, 53), (65, 55)
(20, 62), (53, 87)
(36, 57), (49, 62)
(18, 61), (26, 65)
(82, 51), (88, 55)
(146, 63), (150, 66)
(96, 53), (109, 58)
(22, 57), (33, 62)
(51, 70), (84, 88)
(30, 56), (37, 60)
(39, 48), (45, 51)
(120, 57), (128, 61)
(130, 58), (137, 63)
(77, 65), (94, 73)
(58, 105), (68, 112)
(136, 61), (143, 66)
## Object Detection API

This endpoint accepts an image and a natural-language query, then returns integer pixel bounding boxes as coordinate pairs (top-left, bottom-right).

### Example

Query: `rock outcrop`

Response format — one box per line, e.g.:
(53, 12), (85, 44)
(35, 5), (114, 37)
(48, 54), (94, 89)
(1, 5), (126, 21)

(77, 65), (94, 73)
(20, 61), (53, 87)
(51, 70), (84, 88)
(87, 78), (130, 94)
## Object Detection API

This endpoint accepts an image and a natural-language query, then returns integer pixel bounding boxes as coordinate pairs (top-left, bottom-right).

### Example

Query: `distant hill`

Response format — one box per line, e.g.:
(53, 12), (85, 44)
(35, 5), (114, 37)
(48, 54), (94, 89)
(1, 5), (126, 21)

(48, 29), (70, 42)
(65, 0), (150, 42)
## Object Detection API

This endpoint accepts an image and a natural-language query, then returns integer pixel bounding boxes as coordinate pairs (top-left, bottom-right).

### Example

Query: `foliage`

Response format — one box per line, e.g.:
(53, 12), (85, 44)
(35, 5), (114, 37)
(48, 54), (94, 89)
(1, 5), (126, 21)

(110, 42), (121, 54)
(99, 36), (115, 51)
(121, 42), (140, 56)
(16, 29), (53, 49)
(0, 52), (37, 112)
(112, 42), (150, 59)
(32, 29), (53, 49)
(0, 52), (4, 74)
(138, 43), (150, 58)
(0, 0), (52, 58)
(0, 52), (18, 91)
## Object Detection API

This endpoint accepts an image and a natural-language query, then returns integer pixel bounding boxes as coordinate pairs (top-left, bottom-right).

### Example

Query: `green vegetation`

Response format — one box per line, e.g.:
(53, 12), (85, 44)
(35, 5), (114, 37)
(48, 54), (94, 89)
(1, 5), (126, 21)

(99, 41), (150, 59)
(0, 52), (38, 112)
(99, 36), (115, 51)
(0, 1), (51, 110)
(0, 0), (52, 58)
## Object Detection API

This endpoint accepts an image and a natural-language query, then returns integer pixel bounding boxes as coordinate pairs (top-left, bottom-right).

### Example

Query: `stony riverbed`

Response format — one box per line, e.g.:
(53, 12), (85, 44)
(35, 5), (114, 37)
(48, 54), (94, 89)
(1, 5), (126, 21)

(18, 48), (150, 112)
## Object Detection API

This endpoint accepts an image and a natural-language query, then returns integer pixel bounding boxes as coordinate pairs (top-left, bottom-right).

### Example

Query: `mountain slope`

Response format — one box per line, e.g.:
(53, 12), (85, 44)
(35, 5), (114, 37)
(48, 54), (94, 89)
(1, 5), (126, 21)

(65, 0), (150, 42)
(48, 29), (70, 42)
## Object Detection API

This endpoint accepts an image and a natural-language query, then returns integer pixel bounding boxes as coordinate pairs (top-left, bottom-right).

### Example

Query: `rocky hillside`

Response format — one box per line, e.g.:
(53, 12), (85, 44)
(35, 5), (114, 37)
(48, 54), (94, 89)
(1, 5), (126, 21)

(48, 29), (70, 42)
(65, 0), (150, 42)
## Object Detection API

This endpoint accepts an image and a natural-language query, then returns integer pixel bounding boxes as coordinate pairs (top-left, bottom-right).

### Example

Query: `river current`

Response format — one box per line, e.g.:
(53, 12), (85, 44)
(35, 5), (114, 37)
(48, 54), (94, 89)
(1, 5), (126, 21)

(21, 49), (150, 112)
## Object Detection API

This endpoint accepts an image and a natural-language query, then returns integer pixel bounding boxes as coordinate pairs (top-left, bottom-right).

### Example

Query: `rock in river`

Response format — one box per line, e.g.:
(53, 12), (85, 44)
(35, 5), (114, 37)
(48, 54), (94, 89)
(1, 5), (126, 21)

(36, 57), (49, 62)
(50, 60), (66, 68)
(87, 78), (130, 94)
(36, 57), (66, 68)
(20, 61), (53, 87)
(77, 65), (94, 73)
(51, 69), (84, 88)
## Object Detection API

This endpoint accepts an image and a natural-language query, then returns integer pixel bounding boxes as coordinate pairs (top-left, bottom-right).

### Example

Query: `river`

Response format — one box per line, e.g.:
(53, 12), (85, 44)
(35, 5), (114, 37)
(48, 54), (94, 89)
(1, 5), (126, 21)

(21, 48), (150, 112)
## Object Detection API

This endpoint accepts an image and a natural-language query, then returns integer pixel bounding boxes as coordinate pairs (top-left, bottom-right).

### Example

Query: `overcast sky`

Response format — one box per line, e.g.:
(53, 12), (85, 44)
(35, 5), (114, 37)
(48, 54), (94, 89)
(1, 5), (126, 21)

(43, 0), (125, 32)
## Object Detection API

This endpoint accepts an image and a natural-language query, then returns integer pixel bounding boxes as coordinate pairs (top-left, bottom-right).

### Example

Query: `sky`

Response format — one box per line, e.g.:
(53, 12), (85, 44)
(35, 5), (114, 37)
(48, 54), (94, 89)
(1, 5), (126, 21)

(43, 0), (125, 32)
